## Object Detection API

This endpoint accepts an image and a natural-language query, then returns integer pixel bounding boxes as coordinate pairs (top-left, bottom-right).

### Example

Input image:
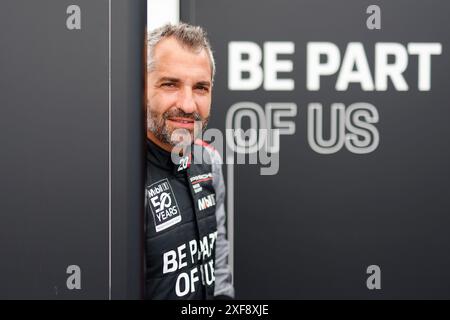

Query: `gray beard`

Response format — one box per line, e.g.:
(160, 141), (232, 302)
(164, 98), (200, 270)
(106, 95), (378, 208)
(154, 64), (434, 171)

(147, 108), (209, 146)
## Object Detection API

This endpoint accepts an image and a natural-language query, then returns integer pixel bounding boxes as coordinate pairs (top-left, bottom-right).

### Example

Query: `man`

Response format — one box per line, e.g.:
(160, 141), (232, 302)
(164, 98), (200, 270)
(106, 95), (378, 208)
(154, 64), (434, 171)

(144, 23), (234, 300)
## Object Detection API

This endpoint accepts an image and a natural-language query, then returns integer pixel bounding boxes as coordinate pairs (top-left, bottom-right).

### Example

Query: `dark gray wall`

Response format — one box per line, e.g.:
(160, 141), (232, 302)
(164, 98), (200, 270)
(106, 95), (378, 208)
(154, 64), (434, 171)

(111, 0), (145, 300)
(181, 0), (450, 299)
(0, 0), (144, 299)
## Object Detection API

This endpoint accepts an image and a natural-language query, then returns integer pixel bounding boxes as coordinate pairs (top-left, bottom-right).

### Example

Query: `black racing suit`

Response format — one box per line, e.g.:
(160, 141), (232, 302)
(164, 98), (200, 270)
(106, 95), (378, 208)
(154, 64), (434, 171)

(145, 138), (234, 300)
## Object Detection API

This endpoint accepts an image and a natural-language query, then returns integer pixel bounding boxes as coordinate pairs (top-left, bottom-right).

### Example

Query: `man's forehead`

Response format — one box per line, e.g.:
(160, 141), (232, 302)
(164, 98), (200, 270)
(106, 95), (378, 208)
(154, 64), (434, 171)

(155, 36), (202, 53)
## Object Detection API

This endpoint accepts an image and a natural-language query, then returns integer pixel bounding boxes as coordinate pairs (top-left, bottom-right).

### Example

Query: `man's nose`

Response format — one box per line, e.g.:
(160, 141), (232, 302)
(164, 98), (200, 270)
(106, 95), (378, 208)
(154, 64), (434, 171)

(178, 86), (196, 114)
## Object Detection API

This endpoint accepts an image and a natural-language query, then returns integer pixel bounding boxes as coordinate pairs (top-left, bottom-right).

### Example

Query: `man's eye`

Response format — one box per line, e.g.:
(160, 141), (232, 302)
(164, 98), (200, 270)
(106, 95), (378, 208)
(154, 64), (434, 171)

(162, 83), (176, 88)
(195, 86), (209, 92)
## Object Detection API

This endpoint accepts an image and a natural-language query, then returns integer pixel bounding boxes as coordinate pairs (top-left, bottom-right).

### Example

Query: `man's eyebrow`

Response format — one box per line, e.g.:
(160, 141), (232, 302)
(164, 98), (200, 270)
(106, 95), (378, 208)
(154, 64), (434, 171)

(157, 77), (180, 83)
(196, 81), (211, 87)
(156, 77), (211, 87)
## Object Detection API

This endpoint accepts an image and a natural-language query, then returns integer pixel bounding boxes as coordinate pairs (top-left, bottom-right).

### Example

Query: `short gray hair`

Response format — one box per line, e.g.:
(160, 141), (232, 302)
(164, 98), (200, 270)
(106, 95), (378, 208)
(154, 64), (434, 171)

(146, 22), (215, 83)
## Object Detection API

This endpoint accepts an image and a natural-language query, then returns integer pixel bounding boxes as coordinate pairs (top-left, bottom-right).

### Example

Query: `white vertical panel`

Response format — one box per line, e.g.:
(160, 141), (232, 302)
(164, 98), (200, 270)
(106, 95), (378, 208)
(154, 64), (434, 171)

(147, 0), (180, 31)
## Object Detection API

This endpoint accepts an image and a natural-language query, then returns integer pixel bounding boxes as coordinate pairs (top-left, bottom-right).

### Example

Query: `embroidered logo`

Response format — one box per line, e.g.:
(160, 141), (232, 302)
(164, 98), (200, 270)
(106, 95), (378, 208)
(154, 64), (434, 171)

(147, 178), (181, 232)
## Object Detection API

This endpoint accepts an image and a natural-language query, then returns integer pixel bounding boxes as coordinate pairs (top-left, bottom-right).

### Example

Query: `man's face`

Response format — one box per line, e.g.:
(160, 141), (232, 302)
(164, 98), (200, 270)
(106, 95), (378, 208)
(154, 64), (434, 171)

(146, 37), (212, 149)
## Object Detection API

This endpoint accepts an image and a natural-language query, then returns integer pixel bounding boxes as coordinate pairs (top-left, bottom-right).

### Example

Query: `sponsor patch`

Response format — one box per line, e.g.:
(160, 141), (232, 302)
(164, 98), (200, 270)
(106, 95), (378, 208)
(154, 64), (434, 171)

(198, 194), (216, 211)
(190, 172), (213, 185)
(193, 183), (203, 194)
(147, 178), (181, 232)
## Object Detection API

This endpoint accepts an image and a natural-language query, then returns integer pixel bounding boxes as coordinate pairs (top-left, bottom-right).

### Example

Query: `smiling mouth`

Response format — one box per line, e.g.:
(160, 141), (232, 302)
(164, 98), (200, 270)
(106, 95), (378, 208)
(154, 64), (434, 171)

(168, 117), (194, 124)
(166, 118), (196, 129)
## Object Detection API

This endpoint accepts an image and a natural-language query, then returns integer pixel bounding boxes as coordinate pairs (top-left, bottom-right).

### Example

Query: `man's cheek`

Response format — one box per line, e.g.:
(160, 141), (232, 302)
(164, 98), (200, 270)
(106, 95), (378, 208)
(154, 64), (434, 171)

(198, 104), (211, 121)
